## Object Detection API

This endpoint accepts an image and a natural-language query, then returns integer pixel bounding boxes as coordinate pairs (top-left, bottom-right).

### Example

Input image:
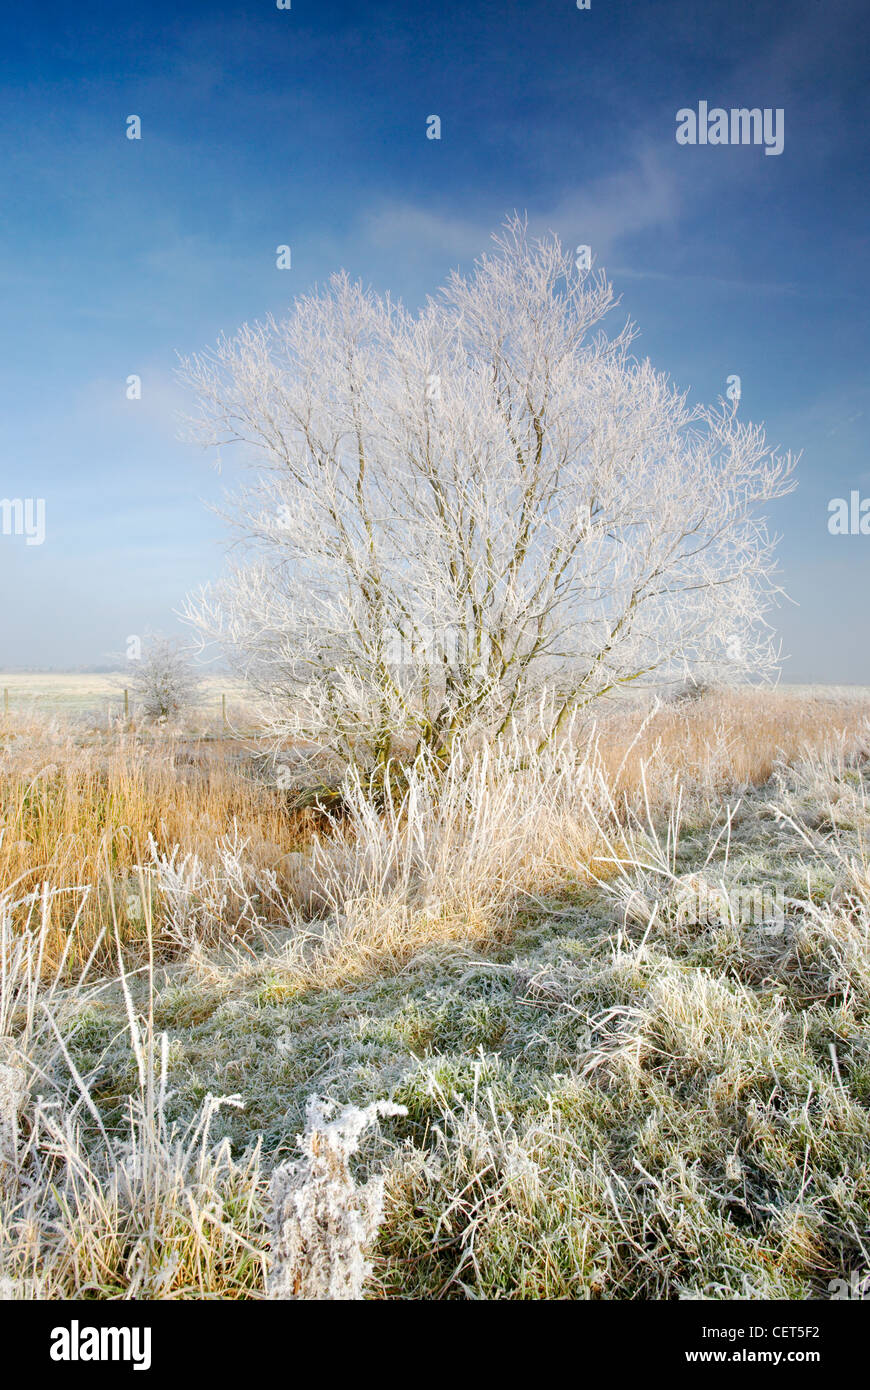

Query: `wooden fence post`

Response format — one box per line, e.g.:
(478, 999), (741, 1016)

(124, 688), (129, 719)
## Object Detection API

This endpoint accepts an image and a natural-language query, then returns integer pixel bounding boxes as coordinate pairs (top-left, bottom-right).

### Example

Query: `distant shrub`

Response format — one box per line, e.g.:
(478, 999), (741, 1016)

(126, 636), (203, 721)
(668, 676), (717, 705)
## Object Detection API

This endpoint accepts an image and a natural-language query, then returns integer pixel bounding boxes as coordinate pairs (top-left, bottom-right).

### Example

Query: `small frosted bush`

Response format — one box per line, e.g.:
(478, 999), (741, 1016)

(126, 636), (203, 722)
(268, 1096), (406, 1300)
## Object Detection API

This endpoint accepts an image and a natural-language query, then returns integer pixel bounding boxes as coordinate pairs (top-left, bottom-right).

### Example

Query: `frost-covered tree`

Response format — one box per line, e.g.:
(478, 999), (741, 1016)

(179, 217), (795, 773)
(126, 636), (203, 722)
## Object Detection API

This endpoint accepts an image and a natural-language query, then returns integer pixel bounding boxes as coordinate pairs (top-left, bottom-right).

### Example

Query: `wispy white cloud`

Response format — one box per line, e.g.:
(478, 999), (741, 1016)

(361, 204), (491, 262)
(360, 144), (680, 270)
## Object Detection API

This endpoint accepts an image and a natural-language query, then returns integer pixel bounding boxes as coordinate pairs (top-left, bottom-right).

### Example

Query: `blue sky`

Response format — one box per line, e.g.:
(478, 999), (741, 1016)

(1, 0), (868, 680)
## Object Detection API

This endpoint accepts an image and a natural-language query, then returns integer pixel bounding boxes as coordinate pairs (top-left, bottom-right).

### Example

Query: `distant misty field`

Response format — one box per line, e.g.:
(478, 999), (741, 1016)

(0, 672), (255, 721)
(1, 671), (867, 719)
